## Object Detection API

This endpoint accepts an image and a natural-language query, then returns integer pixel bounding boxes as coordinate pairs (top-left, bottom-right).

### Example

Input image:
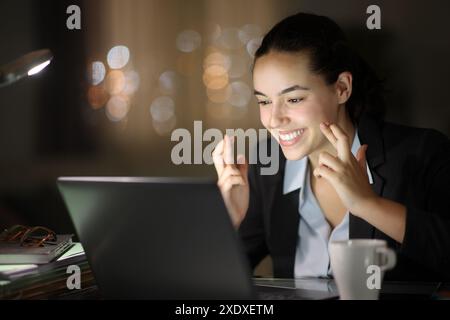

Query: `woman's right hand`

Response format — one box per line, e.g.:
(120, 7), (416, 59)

(212, 135), (249, 229)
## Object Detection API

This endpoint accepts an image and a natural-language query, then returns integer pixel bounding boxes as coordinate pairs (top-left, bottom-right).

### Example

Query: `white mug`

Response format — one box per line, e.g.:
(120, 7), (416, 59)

(329, 239), (396, 300)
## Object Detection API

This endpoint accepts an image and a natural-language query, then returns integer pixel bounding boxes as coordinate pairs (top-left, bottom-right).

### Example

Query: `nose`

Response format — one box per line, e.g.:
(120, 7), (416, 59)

(269, 100), (288, 129)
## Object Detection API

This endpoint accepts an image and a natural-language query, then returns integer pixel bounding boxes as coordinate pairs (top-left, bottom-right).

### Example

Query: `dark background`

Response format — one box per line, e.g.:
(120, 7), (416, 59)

(0, 0), (449, 234)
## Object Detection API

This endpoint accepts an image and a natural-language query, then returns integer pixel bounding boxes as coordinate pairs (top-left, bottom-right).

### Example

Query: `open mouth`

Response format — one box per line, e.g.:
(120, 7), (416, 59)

(278, 128), (306, 147)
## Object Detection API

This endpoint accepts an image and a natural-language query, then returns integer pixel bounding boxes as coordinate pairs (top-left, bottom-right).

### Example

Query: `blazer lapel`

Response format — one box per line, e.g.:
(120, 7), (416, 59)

(261, 144), (285, 236)
(262, 145), (300, 277)
(350, 114), (386, 239)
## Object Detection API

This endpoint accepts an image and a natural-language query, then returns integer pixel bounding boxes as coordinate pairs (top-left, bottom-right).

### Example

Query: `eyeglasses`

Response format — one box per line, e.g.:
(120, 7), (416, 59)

(0, 225), (57, 247)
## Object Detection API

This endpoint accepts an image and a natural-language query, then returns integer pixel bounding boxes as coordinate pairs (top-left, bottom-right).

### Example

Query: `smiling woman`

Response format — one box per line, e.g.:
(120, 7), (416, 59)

(212, 12), (450, 282)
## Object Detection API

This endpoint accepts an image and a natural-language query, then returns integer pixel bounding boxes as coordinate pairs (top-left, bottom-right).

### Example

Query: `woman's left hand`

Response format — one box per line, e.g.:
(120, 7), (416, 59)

(313, 122), (379, 216)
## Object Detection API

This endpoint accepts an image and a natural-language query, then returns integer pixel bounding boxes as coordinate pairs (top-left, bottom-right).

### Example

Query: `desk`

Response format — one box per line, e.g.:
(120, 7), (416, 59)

(1, 255), (450, 300)
(0, 254), (99, 300)
(254, 278), (450, 300)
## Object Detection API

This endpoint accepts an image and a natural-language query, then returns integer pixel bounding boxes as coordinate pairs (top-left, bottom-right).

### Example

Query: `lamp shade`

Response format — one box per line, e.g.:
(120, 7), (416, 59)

(0, 49), (53, 88)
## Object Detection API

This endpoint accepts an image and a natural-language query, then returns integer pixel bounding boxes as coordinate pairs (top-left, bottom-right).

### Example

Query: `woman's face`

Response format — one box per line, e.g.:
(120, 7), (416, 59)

(253, 51), (345, 161)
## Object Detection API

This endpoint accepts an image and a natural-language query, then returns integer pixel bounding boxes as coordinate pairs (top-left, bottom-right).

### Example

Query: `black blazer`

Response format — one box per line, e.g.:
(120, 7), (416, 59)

(239, 114), (450, 281)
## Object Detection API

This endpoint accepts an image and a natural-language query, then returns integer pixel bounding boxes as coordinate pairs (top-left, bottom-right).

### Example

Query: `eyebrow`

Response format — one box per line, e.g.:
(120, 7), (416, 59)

(254, 85), (310, 97)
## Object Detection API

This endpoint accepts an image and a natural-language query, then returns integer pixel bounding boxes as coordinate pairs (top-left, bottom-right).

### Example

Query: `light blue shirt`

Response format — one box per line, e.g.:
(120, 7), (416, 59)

(283, 131), (374, 278)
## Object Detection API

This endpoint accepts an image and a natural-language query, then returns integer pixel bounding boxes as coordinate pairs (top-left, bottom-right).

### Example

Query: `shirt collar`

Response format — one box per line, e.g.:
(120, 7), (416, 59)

(283, 129), (373, 196)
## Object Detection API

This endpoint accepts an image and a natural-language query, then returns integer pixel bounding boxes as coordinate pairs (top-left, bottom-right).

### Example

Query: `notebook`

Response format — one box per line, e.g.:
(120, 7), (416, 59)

(0, 234), (73, 264)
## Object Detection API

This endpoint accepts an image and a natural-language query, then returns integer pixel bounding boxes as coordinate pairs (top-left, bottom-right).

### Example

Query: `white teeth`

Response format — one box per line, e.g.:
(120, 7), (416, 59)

(279, 129), (304, 142)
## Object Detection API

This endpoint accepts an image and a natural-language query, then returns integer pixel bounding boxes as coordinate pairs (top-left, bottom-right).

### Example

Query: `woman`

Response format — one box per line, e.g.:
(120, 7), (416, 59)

(212, 12), (450, 281)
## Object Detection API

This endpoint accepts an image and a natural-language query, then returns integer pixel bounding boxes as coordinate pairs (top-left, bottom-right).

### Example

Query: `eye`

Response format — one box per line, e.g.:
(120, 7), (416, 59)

(287, 98), (304, 104)
(257, 100), (272, 106)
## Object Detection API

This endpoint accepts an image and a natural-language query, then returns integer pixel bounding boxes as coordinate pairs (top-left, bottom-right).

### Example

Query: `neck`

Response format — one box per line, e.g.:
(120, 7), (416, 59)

(308, 111), (355, 172)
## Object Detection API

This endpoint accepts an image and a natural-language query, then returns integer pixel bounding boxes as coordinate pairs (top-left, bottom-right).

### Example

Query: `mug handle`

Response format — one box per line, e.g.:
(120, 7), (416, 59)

(376, 247), (397, 272)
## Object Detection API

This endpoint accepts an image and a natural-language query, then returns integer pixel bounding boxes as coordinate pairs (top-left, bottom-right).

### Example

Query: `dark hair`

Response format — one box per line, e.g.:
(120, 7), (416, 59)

(254, 12), (385, 124)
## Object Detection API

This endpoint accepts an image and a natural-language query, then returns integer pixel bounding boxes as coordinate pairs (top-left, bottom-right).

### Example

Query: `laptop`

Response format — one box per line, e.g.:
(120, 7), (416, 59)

(57, 176), (339, 300)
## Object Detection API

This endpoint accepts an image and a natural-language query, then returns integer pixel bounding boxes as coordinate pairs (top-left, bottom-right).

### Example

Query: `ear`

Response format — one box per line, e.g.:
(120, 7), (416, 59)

(335, 71), (353, 104)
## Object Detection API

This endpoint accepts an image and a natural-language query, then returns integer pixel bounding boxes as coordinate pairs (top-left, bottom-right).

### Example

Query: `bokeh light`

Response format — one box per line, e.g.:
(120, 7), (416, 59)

(200, 23), (262, 123)
(150, 96), (175, 122)
(228, 54), (248, 79)
(87, 85), (108, 109)
(91, 61), (106, 85)
(122, 70), (140, 95)
(203, 52), (231, 71)
(209, 24), (222, 43)
(176, 30), (202, 53)
(238, 24), (262, 45)
(158, 70), (181, 95)
(206, 101), (232, 120)
(105, 95), (130, 122)
(206, 101), (247, 120)
(203, 65), (229, 90)
(247, 37), (263, 58)
(105, 70), (126, 95)
(107, 45), (130, 69)
(152, 116), (177, 136)
(206, 84), (232, 104)
(217, 28), (243, 50)
(227, 81), (252, 108)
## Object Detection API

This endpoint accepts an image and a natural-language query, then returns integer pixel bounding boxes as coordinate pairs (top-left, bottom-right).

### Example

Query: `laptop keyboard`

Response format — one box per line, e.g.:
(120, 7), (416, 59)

(255, 285), (338, 300)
